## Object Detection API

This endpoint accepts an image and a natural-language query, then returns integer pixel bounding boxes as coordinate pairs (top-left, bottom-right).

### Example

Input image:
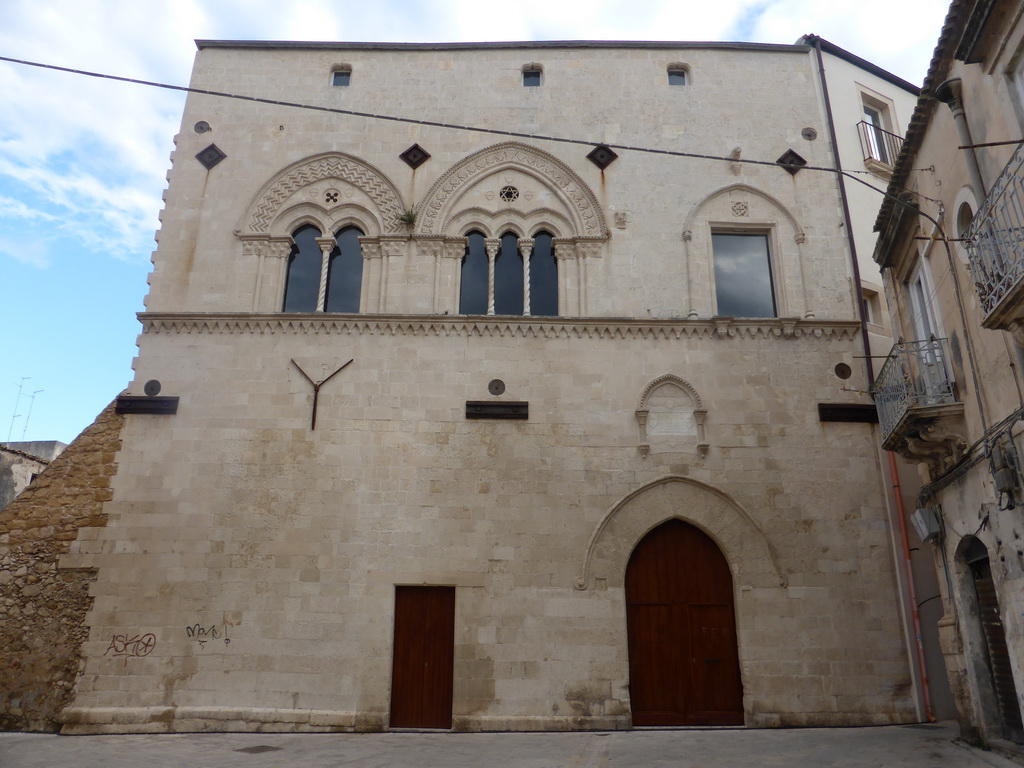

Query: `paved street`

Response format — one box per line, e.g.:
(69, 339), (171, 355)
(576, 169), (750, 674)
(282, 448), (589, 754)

(0, 723), (1021, 768)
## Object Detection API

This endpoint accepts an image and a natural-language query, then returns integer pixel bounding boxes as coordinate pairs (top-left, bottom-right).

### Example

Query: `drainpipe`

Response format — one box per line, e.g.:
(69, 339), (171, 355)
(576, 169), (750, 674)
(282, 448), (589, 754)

(889, 451), (936, 722)
(935, 78), (988, 198)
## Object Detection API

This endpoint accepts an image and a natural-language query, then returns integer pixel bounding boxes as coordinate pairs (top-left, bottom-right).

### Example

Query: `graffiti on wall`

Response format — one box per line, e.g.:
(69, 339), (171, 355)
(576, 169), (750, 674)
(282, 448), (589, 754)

(103, 632), (156, 665)
(186, 623), (230, 650)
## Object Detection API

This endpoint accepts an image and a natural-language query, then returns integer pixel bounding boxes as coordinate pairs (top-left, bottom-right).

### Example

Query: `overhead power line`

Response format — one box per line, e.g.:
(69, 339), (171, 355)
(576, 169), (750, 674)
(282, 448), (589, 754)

(0, 54), (931, 225)
(0, 53), (852, 175)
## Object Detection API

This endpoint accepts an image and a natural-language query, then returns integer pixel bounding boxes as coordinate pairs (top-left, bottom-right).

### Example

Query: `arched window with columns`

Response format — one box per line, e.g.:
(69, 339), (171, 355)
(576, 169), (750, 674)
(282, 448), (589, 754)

(460, 231), (489, 315)
(458, 229), (559, 317)
(530, 231), (557, 316)
(283, 223), (365, 313)
(494, 231), (525, 315)
(325, 225), (364, 313)
(283, 225), (324, 312)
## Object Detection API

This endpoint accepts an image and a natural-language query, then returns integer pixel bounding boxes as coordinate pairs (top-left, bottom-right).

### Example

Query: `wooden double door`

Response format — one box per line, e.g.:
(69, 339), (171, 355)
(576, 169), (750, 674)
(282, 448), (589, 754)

(625, 520), (744, 726)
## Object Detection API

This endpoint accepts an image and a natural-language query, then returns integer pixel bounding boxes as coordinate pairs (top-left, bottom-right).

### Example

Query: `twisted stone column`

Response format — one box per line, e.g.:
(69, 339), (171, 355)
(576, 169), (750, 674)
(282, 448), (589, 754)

(519, 239), (534, 316)
(315, 237), (335, 312)
(485, 238), (500, 316)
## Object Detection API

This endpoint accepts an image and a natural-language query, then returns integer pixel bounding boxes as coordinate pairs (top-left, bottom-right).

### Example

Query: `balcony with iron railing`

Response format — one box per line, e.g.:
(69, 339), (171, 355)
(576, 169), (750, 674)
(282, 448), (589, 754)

(965, 143), (1024, 332)
(857, 121), (904, 171)
(874, 338), (966, 474)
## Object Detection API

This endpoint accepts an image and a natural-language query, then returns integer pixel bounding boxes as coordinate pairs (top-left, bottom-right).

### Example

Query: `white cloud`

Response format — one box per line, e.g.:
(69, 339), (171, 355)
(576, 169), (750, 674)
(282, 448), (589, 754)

(0, 0), (949, 276)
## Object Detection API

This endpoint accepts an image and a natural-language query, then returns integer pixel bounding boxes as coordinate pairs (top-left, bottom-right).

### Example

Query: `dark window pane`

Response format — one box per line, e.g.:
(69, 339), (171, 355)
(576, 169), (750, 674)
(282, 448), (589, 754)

(668, 69), (687, 85)
(325, 225), (364, 313)
(530, 231), (558, 316)
(494, 232), (524, 315)
(712, 233), (776, 318)
(523, 70), (541, 87)
(459, 231), (488, 315)
(333, 70), (351, 86)
(283, 224), (323, 312)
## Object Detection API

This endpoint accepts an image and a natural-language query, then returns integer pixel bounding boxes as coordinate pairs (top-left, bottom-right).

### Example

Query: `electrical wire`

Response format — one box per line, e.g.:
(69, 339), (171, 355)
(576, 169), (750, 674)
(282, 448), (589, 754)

(0, 52), (955, 227)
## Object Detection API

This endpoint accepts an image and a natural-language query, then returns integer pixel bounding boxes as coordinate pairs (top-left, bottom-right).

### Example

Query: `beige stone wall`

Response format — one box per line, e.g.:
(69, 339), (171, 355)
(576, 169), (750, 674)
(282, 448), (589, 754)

(50, 42), (922, 733)
(0, 404), (123, 731)
(57, 317), (916, 733)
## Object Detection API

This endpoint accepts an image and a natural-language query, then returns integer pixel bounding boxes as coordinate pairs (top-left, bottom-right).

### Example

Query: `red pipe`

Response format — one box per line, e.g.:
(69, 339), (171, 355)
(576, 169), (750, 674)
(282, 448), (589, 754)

(888, 450), (936, 722)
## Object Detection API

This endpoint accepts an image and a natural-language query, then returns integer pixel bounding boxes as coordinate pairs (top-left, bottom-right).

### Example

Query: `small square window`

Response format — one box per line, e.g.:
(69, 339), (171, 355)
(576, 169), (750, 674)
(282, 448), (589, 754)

(332, 69), (351, 87)
(668, 69), (688, 86)
(523, 69), (542, 87)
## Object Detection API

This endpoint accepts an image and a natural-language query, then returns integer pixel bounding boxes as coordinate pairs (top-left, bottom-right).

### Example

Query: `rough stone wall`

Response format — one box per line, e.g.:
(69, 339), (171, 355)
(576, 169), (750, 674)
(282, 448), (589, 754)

(0, 404), (123, 731)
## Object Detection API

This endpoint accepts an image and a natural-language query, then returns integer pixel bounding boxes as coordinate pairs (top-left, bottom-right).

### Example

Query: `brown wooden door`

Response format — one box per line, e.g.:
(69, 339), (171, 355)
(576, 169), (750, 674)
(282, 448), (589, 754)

(625, 519), (744, 726)
(390, 586), (456, 729)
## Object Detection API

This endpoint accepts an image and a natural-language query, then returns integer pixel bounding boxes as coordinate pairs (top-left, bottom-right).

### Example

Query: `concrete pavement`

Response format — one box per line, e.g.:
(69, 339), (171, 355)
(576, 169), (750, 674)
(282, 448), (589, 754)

(1, 722), (1021, 767)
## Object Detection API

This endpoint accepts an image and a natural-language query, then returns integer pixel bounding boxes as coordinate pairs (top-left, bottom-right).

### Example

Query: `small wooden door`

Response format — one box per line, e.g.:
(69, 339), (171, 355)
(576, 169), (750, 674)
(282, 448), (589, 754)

(390, 586), (456, 729)
(625, 520), (744, 726)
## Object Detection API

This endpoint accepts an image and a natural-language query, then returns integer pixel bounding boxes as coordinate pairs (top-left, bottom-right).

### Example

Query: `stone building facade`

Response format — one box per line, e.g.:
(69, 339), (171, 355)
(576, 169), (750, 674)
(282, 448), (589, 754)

(5, 40), (933, 733)
(872, 0), (1024, 745)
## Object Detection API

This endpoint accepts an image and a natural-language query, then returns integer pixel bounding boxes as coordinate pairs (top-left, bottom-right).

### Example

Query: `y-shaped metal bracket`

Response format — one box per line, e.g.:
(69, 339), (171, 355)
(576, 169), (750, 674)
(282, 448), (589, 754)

(291, 358), (353, 430)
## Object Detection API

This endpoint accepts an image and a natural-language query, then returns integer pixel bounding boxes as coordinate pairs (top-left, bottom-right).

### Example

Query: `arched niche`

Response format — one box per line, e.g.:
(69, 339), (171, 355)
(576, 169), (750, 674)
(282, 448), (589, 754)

(680, 183), (810, 320)
(635, 374), (708, 457)
(415, 142), (608, 239)
(575, 475), (786, 591)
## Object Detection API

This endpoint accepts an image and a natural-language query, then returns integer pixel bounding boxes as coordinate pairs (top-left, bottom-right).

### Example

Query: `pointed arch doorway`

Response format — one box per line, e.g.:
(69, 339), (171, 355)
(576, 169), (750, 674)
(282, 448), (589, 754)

(625, 519), (744, 726)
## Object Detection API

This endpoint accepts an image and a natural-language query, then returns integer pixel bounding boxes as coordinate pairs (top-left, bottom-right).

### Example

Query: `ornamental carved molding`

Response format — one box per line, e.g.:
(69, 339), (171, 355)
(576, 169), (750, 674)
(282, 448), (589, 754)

(140, 313), (860, 342)
(240, 152), (406, 236)
(416, 142), (608, 238)
(574, 475), (787, 591)
(635, 374), (709, 458)
(892, 420), (968, 479)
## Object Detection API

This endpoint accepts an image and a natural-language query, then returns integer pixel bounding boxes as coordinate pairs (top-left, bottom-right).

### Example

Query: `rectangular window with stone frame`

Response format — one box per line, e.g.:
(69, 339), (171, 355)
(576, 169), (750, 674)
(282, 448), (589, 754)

(711, 232), (777, 318)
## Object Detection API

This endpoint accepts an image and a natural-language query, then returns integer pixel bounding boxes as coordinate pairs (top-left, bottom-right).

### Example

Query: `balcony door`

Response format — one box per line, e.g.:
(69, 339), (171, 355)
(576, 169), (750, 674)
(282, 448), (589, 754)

(906, 258), (949, 402)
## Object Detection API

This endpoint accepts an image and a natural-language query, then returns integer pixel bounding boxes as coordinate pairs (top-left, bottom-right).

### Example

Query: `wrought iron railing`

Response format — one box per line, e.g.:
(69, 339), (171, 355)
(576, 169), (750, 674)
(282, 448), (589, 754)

(965, 143), (1024, 319)
(874, 338), (957, 442)
(857, 120), (904, 167)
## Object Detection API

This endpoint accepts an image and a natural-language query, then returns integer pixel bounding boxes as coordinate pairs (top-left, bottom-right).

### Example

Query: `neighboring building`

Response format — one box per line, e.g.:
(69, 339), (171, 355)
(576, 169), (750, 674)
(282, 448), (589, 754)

(872, 0), (1024, 744)
(797, 35), (918, 357)
(0, 441), (66, 510)
(6, 39), (930, 733)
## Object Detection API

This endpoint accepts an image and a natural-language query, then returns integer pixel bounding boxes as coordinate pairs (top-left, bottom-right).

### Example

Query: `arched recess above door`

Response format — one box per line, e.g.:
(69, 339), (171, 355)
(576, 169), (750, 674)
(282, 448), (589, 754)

(415, 142), (608, 239)
(574, 475), (786, 591)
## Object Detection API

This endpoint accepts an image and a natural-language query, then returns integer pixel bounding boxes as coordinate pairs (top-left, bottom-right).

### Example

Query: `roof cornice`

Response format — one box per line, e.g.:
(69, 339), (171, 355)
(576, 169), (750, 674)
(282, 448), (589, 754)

(194, 39), (808, 54)
(797, 34), (920, 94)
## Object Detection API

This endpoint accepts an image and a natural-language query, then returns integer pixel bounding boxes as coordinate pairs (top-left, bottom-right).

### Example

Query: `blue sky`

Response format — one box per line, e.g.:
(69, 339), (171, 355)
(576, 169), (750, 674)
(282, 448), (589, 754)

(1, 0), (949, 444)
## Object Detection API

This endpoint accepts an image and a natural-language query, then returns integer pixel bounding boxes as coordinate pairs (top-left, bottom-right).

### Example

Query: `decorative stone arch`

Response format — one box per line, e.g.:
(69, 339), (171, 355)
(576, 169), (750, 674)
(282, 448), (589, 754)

(635, 374), (708, 457)
(237, 151), (406, 237)
(680, 183), (811, 320)
(447, 206), (574, 240)
(574, 475), (786, 591)
(236, 153), (406, 313)
(415, 142), (607, 238)
(422, 143), (609, 317)
(264, 201), (381, 240)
